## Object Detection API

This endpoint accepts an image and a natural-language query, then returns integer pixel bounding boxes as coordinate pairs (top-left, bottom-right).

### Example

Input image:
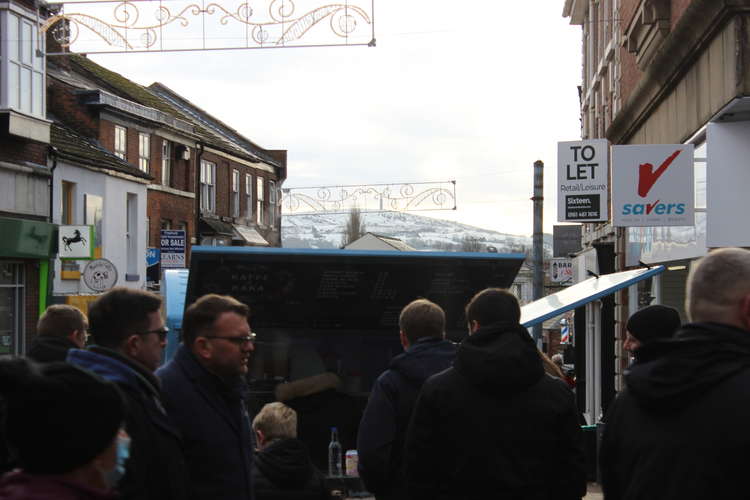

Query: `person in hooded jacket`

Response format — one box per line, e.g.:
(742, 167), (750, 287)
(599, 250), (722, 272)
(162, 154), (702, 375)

(0, 358), (127, 500)
(356, 298), (456, 500)
(251, 402), (330, 500)
(404, 288), (586, 500)
(600, 248), (750, 500)
(66, 287), (187, 500)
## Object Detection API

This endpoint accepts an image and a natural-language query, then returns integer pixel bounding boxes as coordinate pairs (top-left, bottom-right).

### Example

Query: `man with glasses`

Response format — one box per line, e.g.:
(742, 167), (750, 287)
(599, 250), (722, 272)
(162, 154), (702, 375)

(67, 287), (187, 500)
(157, 294), (256, 500)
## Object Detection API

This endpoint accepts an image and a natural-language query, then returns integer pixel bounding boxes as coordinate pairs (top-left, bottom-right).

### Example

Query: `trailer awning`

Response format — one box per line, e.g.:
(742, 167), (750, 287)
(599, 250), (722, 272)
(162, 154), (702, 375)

(520, 266), (666, 327)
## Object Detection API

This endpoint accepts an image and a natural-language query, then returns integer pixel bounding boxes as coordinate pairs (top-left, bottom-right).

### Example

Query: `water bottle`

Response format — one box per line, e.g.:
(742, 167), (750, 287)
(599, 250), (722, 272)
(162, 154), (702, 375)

(328, 427), (342, 476)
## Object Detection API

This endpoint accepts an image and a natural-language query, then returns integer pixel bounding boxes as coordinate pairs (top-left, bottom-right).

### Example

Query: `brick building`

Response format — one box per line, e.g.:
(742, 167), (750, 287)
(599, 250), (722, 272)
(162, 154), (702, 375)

(564, 0), (750, 414)
(0, 0), (287, 354)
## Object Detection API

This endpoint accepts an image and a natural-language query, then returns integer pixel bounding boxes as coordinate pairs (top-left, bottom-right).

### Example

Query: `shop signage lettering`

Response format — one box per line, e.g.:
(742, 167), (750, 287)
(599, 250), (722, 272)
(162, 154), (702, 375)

(557, 139), (609, 223)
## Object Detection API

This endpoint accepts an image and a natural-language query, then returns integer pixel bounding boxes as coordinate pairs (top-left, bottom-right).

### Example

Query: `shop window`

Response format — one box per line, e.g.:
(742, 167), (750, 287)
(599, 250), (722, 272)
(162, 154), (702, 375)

(0, 263), (24, 356)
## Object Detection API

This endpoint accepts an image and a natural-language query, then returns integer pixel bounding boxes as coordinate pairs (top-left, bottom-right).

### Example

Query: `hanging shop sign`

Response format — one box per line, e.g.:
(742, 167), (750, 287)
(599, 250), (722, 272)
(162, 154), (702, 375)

(550, 258), (574, 284)
(557, 139), (609, 222)
(59, 225), (94, 259)
(612, 144), (694, 227)
(82, 258), (118, 292)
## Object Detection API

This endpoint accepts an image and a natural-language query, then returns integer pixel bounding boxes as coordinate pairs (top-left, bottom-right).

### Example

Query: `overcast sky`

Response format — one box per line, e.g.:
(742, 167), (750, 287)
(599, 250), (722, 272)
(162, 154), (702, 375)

(84, 1), (583, 236)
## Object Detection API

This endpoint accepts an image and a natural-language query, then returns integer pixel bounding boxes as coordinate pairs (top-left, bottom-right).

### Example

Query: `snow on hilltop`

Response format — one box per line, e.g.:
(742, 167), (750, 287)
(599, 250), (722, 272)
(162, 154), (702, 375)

(282, 211), (552, 255)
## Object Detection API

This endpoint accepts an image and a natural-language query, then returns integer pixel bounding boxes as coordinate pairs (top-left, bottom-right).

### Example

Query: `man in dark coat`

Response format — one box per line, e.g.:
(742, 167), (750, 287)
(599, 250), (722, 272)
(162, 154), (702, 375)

(252, 402), (329, 500)
(601, 248), (750, 500)
(157, 294), (256, 500)
(66, 287), (187, 500)
(27, 304), (88, 363)
(404, 288), (586, 500)
(622, 304), (681, 356)
(357, 298), (456, 500)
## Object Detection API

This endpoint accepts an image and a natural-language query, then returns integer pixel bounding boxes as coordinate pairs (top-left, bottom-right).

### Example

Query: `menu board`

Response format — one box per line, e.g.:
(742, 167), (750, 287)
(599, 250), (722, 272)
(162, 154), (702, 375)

(187, 248), (525, 336)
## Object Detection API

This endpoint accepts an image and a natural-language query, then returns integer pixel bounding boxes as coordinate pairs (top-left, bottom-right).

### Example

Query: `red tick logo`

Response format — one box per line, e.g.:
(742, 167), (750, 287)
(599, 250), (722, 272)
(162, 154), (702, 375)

(638, 149), (682, 198)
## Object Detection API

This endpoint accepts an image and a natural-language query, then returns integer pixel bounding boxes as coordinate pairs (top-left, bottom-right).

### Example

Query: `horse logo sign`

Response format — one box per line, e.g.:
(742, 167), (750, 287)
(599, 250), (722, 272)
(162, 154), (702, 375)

(59, 225), (94, 259)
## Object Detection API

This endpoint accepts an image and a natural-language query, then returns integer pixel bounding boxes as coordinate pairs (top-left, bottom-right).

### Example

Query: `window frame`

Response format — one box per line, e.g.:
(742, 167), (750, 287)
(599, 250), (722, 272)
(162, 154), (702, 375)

(245, 173), (253, 221)
(232, 169), (240, 218)
(256, 177), (265, 225)
(200, 160), (216, 213)
(268, 180), (277, 227)
(114, 125), (127, 160)
(1, 7), (45, 118)
(161, 140), (172, 186)
(138, 133), (150, 172)
(61, 181), (75, 224)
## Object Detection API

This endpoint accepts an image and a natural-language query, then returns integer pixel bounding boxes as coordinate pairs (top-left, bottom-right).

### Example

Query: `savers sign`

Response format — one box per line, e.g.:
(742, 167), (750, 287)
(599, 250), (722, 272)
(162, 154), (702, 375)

(611, 144), (694, 227)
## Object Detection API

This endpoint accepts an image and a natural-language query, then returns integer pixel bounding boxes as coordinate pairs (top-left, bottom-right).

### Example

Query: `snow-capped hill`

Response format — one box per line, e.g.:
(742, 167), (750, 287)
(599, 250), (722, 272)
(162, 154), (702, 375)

(282, 211), (552, 255)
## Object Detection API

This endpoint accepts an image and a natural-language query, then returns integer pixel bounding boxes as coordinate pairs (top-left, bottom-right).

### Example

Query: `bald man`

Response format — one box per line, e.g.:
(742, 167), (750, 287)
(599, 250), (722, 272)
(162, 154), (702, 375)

(601, 248), (750, 500)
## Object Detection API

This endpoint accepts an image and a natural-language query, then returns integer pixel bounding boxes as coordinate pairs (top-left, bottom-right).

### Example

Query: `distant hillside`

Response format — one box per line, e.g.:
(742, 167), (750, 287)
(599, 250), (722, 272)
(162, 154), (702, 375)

(282, 211), (552, 256)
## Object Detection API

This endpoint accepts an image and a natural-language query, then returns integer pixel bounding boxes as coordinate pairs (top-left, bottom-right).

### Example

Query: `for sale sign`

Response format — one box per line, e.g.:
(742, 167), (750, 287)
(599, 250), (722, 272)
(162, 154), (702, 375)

(557, 140), (609, 222)
(611, 145), (694, 227)
(160, 230), (186, 268)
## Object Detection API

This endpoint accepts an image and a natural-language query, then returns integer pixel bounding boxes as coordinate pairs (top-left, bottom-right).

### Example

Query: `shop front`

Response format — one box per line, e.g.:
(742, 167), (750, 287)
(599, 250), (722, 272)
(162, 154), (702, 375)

(0, 217), (56, 356)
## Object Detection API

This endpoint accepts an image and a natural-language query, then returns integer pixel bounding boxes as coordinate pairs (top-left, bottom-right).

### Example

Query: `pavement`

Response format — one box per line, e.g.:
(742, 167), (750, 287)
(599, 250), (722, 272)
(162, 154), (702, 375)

(585, 482), (603, 499)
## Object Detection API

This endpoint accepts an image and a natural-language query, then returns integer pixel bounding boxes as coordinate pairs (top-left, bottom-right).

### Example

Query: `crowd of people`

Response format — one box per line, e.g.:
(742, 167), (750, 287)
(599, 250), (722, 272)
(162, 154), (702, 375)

(1, 247), (749, 499)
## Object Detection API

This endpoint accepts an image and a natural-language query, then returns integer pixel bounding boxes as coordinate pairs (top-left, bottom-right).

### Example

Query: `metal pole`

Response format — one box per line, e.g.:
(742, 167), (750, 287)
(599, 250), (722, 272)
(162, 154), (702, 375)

(532, 160), (544, 343)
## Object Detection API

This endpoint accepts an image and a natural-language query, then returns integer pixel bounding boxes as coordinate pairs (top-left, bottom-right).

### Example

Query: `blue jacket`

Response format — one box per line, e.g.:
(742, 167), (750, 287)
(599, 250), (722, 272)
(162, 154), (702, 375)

(67, 347), (187, 500)
(356, 337), (456, 500)
(156, 345), (255, 500)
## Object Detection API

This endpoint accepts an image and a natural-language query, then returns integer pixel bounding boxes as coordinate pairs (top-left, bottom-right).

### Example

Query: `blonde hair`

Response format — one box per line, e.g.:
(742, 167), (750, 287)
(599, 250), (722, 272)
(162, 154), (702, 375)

(252, 402), (297, 441)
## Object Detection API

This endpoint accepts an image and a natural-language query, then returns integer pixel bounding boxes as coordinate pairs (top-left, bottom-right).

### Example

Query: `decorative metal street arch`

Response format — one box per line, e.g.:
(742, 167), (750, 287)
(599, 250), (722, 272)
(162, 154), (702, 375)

(42, 0), (375, 55)
(280, 180), (457, 215)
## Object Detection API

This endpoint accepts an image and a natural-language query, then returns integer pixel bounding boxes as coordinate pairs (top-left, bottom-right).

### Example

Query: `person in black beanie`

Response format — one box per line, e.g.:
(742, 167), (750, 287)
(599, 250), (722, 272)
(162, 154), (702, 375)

(623, 304), (681, 354)
(0, 358), (126, 500)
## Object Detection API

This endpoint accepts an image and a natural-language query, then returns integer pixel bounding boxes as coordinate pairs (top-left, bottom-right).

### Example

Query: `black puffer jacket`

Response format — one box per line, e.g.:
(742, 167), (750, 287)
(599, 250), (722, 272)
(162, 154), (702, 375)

(357, 337), (456, 500)
(253, 439), (330, 500)
(27, 336), (79, 363)
(404, 322), (586, 500)
(601, 322), (750, 500)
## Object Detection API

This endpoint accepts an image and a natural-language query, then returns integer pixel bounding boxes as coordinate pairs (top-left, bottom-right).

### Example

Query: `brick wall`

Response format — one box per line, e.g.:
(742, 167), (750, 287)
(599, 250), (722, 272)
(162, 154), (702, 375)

(0, 134), (47, 165)
(47, 78), (99, 138)
(147, 189), (195, 262)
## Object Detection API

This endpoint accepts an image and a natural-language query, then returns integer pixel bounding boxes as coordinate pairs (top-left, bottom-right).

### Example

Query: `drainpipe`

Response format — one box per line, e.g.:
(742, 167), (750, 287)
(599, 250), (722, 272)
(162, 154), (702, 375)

(43, 146), (59, 315)
(194, 142), (204, 247)
(48, 146), (58, 223)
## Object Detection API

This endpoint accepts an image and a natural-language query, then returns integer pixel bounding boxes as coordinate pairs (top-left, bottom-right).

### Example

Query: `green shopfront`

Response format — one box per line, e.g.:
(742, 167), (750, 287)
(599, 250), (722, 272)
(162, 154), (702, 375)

(0, 217), (56, 357)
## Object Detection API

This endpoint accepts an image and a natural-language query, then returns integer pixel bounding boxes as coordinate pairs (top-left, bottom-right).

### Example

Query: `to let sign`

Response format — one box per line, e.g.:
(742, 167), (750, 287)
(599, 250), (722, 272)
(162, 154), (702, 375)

(557, 139), (609, 222)
(160, 230), (186, 268)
